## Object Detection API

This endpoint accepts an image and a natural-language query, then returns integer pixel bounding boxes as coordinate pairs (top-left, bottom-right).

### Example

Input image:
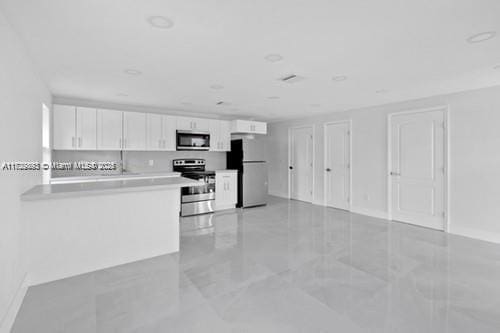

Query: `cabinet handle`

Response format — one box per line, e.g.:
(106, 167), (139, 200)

(78, 137), (82, 148)
(72, 137), (75, 148)
(119, 138), (122, 149)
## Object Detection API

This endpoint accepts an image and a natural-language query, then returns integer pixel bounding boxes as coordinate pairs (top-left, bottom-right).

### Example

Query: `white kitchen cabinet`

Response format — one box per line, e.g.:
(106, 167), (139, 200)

(147, 114), (176, 151)
(53, 104), (76, 150)
(210, 120), (231, 151)
(162, 115), (176, 150)
(75, 107), (97, 150)
(220, 120), (231, 150)
(53, 105), (97, 150)
(215, 171), (238, 210)
(123, 111), (146, 150)
(97, 109), (123, 150)
(177, 116), (209, 131)
(146, 113), (163, 150)
(230, 120), (267, 135)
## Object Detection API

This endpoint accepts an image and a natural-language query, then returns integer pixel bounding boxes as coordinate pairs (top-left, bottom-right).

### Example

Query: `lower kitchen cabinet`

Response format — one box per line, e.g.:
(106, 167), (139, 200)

(215, 170), (237, 211)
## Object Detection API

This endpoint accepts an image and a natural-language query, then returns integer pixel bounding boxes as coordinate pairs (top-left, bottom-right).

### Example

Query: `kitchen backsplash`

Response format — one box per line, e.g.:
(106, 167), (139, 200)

(51, 150), (227, 177)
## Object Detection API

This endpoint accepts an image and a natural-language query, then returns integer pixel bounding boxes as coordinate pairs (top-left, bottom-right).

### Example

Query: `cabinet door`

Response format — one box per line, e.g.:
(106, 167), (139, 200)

(123, 111), (146, 150)
(162, 115), (176, 151)
(76, 107), (97, 150)
(53, 104), (76, 150)
(97, 109), (123, 150)
(216, 172), (237, 209)
(192, 117), (209, 131)
(225, 173), (237, 205)
(219, 120), (231, 151)
(215, 173), (228, 207)
(147, 113), (163, 150)
(176, 116), (194, 130)
(209, 119), (220, 151)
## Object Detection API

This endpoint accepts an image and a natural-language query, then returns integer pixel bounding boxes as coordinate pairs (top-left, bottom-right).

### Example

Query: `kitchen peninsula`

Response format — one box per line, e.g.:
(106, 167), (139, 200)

(21, 176), (200, 285)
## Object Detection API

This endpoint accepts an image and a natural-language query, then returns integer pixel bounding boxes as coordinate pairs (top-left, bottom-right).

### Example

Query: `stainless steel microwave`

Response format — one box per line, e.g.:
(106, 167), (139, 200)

(176, 130), (210, 151)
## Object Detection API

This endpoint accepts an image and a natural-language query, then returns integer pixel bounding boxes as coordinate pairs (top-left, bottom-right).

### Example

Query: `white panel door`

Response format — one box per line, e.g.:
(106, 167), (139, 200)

(162, 115), (176, 151)
(147, 113), (163, 150)
(325, 122), (350, 210)
(53, 104), (76, 150)
(390, 109), (445, 230)
(290, 126), (313, 202)
(97, 109), (123, 150)
(76, 107), (96, 150)
(123, 111), (146, 150)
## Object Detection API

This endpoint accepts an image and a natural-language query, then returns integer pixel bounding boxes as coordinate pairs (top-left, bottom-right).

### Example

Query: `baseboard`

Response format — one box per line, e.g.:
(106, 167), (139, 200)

(268, 191), (288, 199)
(0, 274), (28, 333)
(449, 226), (500, 244)
(350, 206), (389, 220)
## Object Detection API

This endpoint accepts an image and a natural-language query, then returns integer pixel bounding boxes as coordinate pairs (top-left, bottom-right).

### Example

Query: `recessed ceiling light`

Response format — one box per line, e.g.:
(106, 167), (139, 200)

(124, 69), (142, 76)
(147, 16), (174, 29)
(467, 31), (496, 43)
(267, 96), (280, 100)
(210, 84), (224, 90)
(265, 54), (283, 63)
(332, 75), (347, 82)
(376, 89), (389, 94)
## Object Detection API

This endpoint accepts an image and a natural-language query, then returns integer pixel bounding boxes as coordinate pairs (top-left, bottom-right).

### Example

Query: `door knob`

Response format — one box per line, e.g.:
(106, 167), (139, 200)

(326, 168), (331, 172)
(289, 166), (293, 170)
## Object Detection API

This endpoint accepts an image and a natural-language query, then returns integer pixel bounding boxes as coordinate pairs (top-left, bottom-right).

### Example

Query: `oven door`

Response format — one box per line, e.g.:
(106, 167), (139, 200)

(180, 175), (215, 203)
(177, 131), (210, 151)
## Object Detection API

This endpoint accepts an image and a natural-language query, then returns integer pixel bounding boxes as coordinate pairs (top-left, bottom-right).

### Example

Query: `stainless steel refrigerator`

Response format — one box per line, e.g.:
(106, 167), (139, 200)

(227, 138), (268, 207)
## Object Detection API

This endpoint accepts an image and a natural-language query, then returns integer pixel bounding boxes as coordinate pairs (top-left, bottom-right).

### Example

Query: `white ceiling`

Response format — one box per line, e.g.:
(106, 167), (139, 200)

(1, 0), (500, 121)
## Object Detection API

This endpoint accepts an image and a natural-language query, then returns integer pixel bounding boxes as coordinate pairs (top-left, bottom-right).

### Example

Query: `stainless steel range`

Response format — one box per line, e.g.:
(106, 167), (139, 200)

(173, 159), (215, 216)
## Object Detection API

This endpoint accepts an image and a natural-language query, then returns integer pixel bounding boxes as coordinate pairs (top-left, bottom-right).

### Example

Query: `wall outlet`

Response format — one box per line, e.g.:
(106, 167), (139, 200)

(148, 159), (154, 167)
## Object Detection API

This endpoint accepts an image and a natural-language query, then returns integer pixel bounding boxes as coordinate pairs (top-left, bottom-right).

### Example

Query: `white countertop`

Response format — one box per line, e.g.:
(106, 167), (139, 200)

(215, 169), (238, 173)
(21, 176), (202, 201)
(50, 172), (181, 184)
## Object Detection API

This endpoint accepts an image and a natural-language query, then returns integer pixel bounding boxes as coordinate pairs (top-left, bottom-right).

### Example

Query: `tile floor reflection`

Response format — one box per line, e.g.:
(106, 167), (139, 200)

(12, 196), (500, 332)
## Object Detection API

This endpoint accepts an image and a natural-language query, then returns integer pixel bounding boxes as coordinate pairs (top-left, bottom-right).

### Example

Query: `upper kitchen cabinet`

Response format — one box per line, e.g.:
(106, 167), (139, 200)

(176, 116), (209, 131)
(53, 104), (96, 150)
(53, 104), (76, 150)
(97, 109), (123, 150)
(75, 107), (97, 150)
(123, 111), (146, 150)
(210, 119), (231, 151)
(147, 113), (176, 151)
(230, 120), (267, 135)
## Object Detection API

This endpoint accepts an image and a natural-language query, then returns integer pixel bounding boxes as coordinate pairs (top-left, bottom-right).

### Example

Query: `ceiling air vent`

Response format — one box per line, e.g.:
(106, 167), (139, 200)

(279, 74), (305, 83)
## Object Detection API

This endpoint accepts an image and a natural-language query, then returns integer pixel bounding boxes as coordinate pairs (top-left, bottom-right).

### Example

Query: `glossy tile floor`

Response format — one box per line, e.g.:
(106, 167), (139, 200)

(12, 196), (500, 332)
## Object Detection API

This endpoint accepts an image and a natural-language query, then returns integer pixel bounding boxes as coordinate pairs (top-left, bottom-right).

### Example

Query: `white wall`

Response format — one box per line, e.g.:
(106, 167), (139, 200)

(0, 10), (51, 330)
(267, 85), (500, 243)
